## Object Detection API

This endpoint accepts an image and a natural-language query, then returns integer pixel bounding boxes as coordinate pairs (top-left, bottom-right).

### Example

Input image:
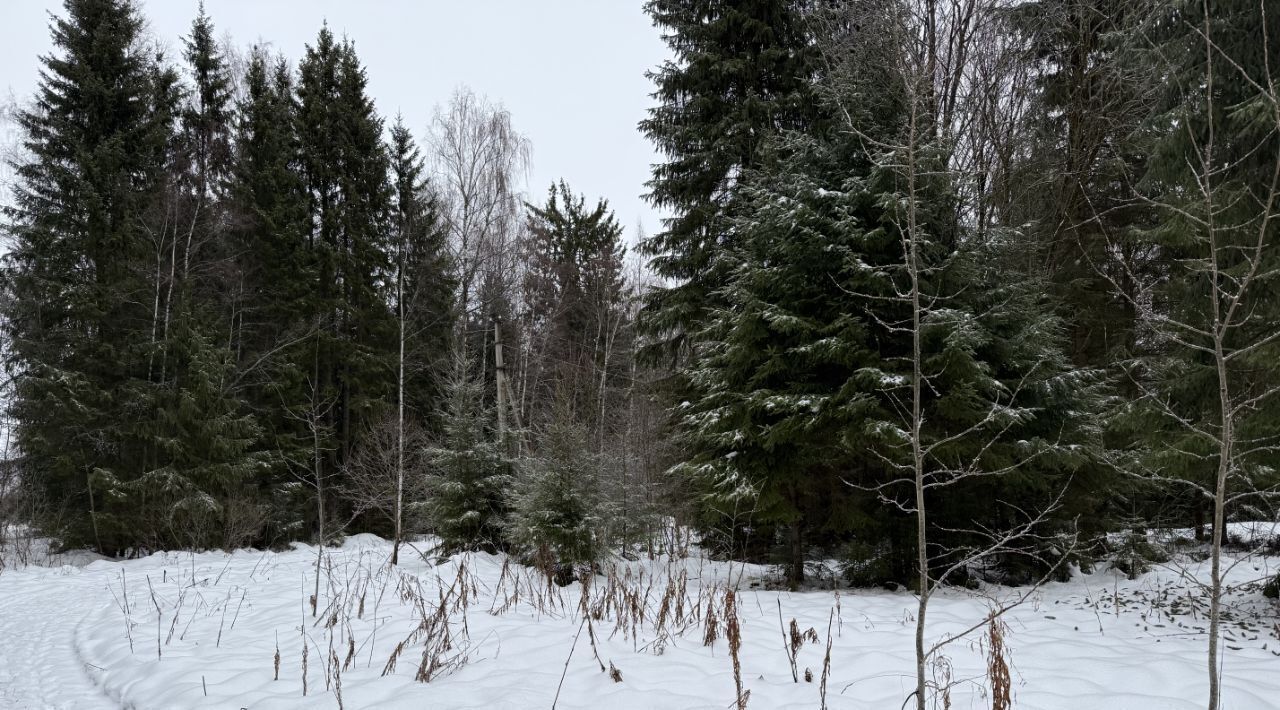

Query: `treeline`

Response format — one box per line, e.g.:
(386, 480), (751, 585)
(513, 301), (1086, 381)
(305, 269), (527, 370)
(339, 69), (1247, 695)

(4, 0), (1280, 605)
(0, 0), (667, 569)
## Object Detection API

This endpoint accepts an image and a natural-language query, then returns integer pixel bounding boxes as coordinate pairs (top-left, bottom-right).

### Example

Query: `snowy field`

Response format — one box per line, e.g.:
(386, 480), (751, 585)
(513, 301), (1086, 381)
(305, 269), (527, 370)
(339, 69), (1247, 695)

(0, 532), (1278, 709)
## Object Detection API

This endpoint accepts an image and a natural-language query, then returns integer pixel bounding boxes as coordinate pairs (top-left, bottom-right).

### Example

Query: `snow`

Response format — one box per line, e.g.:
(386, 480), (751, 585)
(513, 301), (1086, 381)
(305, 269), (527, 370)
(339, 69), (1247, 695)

(0, 535), (1276, 709)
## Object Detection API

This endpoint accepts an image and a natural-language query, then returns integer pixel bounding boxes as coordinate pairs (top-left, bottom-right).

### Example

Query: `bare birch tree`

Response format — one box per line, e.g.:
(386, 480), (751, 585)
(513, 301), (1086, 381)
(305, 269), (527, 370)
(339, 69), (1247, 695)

(427, 87), (530, 351)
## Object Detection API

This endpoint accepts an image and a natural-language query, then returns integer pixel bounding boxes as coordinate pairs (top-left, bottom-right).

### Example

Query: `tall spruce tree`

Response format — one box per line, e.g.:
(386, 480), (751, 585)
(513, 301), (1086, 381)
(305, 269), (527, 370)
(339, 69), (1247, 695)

(2, 0), (178, 552)
(1004, 0), (1155, 369)
(294, 27), (397, 536)
(389, 117), (455, 426)
(638, 0), (817, 358)
(226, 48), (315, 541)
(522, 181), (628, 433)
(122, 5), (269, 551)
(1127, 5), (1280, 706)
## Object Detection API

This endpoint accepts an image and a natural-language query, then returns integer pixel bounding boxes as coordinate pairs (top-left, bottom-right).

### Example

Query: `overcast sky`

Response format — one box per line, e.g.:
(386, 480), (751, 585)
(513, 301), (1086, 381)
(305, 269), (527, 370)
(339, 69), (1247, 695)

(0, 0), (669, 244)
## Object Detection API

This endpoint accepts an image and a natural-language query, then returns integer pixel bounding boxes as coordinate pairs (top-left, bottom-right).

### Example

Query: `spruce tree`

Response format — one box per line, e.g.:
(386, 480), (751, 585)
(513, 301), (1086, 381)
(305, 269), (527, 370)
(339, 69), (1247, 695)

(509, 412), (608, 579)
(522, 181), (628, 432)
(295, 27), (397, 532)
(424, 355), (514, 554)
(1004, 0), (1155, 369)
(3, 0), (177, 552)
(128, 322), (269, 550)
(677, 47), (1103, 584)
(389, 117), (455, 426)
(638, 0), (817, 357)
(226, 47), (315, 540)
(1127, 7), (1280, 705)
(120, 4), (266, 551)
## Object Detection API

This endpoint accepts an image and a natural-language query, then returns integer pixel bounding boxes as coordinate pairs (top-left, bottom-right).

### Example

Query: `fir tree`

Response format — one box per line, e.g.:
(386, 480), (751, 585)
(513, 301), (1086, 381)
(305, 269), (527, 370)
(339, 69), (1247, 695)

(638, 0), (818, 358)
(295, 27), (397, 530)
(226, 47), (315, 540)
(2, 0), (178, 552)
(522, 181), (628, 432)
(509, 407), (609, 577)
(389, 117), (455, 426)
(424, 355), (514, 554)
(677, 48), (1103, 584)
(126, 322), (270, 550)
(1003, 0), (1155, 370)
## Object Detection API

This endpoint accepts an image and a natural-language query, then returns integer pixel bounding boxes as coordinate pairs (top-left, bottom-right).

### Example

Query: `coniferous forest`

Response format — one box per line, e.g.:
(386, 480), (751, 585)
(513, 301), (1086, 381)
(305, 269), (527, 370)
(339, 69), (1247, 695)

(2, 2), (1280, 708)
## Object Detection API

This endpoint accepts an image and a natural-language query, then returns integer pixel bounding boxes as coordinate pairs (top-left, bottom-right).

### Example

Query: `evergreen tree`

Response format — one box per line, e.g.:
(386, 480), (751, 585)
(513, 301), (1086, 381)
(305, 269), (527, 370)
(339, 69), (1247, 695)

(638, 0), (817, 358)
(509, 405), (608, 578)
(295, 27), (397, 530)
(1004, 0), (1155, 369)
(677, 38), (1102, 584)
(2, 0), (177, 552)
(1114, 0), (1280, 534)
(522, 181), (628, 432)
(120, 4), (267, 552)
(126, 323), (270, 550)
(424, 355), (514, 554)
(389, 117), (455, 425)
(226, 47), (315, 541)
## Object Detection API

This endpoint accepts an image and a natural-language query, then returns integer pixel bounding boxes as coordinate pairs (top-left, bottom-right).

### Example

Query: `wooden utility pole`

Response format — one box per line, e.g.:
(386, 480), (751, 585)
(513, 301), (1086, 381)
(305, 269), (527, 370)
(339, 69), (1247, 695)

(494, 315), (508, 441)
(492, 314), (524, 455)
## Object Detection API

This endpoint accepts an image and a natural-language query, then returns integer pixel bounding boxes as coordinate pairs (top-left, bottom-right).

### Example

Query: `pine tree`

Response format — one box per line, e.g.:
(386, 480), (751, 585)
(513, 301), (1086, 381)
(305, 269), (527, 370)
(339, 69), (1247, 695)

(424, 355), (514, 554)
(3, 0), (178, 552)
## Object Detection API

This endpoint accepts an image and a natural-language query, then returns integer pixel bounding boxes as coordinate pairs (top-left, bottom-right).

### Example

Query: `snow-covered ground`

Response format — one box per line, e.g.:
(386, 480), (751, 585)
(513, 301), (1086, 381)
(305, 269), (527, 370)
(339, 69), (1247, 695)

(0, 533), (1277, 709)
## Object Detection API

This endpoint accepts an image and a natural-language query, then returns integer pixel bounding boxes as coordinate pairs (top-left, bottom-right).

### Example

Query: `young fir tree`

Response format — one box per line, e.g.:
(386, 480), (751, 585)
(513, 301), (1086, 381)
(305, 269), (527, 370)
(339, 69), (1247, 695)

(3, 0), (178, 552)
(424, 354), (514, 554)
(129, 322), (269, 549)
(509, 403), (609, 578)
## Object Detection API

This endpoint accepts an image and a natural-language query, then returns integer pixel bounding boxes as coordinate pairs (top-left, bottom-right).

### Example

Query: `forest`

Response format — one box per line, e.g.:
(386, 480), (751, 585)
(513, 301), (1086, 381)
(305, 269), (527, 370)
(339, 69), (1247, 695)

(0, 1), (1279, 708)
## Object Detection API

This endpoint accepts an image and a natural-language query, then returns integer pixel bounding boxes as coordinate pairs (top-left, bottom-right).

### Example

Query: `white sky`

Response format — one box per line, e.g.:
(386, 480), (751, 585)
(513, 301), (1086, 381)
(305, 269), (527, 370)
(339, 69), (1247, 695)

(0, 0), (669, 245)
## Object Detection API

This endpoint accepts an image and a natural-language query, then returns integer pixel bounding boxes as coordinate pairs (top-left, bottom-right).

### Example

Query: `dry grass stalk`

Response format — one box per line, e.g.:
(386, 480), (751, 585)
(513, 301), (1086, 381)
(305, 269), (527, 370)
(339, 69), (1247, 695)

(331, 648), (345, 710)
(987, 616), (1012, 710)
(726, 589), (748, 709)
(703, 592), (719, 647)
(820, 608), (834, 710)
